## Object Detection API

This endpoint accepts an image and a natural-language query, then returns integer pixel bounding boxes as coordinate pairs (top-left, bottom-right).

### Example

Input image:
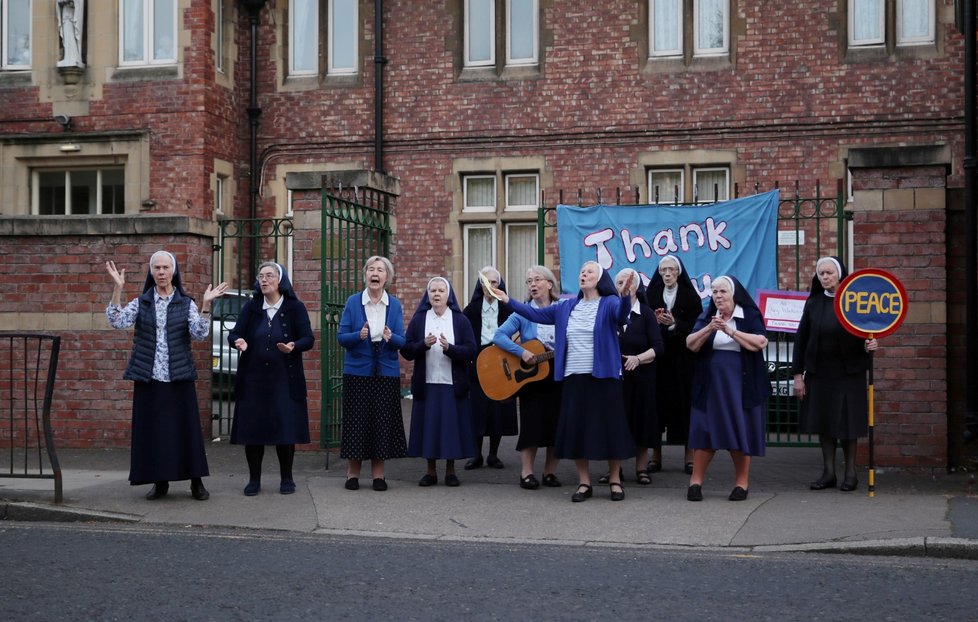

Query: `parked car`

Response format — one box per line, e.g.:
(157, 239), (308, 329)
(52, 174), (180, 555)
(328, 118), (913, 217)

(211, 289), (250, 388)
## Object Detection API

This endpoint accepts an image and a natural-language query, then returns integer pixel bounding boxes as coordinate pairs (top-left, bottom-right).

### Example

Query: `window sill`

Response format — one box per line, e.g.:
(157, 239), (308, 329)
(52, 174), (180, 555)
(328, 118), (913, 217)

(458, 64), (541, 82)
(0, 70), (33, 86)
(109, 65), (180, 82)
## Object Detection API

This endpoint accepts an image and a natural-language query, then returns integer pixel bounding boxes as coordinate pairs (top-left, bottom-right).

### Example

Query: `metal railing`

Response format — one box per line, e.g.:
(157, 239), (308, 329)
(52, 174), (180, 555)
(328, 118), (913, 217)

(0, 333), (62, 503)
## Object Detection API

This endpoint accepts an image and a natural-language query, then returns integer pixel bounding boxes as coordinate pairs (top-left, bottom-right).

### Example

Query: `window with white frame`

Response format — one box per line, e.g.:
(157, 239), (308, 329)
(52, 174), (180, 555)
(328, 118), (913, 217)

(33, 168), (125, 215)
(463, 175), (497, 213)
(505, 173), (538, 211)
(2, 0), (31, 69)
(461, 172), (540, 295)
(693, 0), (728, 56)
(693, 167), (729, 203)
(290, 0), (360, 77)
(215, 174), (228, 215)
(465, 0), (539, 69)
(290, 0), (318, 75)
(121, 0), (177, 65)
(849, 0), (934, 48)
(648, 169), (684, 204)
(649, 0), (682, 58)
(648, 0), (729, 60)
(896, 0), (934, 46)
(328, 0), (358, 74)
(465, 0), (494, 67)
(215, 0), (225, 74)
(506, 0), (537, 66)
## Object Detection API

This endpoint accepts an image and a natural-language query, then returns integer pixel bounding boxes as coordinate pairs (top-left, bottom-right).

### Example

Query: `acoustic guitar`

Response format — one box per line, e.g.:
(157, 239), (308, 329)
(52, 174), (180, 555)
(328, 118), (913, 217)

(476, 339), (555, 401)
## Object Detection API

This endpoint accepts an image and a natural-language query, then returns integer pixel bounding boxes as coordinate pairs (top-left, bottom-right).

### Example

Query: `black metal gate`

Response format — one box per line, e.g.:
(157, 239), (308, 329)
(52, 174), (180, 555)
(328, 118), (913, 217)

(210, 217), (294, 437)
(539, 181), (849, 446)
(320, 186), (394, 454)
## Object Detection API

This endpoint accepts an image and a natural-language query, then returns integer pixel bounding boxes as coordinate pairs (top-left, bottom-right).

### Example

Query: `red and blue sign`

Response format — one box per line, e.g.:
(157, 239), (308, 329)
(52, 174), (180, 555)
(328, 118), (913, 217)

(834, 268), (908, 339)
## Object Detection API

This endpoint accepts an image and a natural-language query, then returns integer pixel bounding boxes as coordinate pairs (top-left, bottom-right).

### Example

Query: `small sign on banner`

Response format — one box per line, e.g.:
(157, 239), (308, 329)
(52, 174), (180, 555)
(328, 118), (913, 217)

(756, 289), (808, 333)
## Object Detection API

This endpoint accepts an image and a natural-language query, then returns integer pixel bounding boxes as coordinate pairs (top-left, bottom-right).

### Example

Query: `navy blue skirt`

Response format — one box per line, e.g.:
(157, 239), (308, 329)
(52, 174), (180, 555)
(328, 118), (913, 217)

(407, 384), (477, 460)
(554, 375), (633, 461)
(688, 350), (766, 456)
(129, 380), (209, 485)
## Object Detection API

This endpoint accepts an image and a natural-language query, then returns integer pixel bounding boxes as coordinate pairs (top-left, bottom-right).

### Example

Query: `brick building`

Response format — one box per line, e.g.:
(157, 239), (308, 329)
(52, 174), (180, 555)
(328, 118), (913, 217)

(0, 1), (968, 468)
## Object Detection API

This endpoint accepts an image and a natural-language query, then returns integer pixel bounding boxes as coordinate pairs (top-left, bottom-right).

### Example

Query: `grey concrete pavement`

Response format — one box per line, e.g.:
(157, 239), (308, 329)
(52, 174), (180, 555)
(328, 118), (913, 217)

(3, 401), (978, 558)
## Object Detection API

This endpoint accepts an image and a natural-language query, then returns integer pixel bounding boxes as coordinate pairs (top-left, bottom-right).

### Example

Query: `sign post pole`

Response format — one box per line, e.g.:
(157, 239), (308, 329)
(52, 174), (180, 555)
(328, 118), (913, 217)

(834, 269), (908, 497)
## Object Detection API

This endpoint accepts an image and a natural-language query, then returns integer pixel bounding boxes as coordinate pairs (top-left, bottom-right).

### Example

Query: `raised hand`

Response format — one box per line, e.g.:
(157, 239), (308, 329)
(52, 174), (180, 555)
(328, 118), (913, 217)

(105, 260), (126, 288)
(202, 282), (230, 304)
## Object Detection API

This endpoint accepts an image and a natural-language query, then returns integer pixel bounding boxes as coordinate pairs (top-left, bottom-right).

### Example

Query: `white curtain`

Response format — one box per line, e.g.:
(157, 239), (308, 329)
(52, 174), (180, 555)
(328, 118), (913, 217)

(650, 170), (683, 204)
(851, 0), (882, 43)
(508, 0), (535, 62)
(330, 0), (357, 73)
(651, 0), (680, 55)
(898, 0), (930, 41)
(465, 226), (495, 294)
(506, 224), (537, 295)
(465, 177), (496, 211)
(153, 0), (176, 61)
(467, 0), (493, 64)
(123, 0), (145, 62)
(291, 0), (318, 73)
(506, 175), (537, 209)
(696, 0), (725, 51)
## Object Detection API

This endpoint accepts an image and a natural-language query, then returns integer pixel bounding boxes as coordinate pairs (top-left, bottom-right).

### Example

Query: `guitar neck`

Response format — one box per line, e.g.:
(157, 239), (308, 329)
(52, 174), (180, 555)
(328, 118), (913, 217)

(533, 351), (556, 365)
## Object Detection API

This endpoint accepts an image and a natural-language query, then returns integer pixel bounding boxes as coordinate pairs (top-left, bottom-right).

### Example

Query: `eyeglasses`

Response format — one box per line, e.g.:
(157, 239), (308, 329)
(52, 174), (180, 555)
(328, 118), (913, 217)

(258, 274), (279, 282)
(526, 277), (547, 285)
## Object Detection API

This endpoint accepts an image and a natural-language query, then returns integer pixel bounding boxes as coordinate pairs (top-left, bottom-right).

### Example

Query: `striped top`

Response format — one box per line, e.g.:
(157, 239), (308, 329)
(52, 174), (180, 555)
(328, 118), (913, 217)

(564, 298), (599, 376)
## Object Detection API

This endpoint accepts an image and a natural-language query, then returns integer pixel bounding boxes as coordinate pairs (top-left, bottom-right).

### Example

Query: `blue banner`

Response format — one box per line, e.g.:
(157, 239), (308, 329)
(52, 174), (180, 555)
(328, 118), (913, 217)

(556, 190), (779, 302)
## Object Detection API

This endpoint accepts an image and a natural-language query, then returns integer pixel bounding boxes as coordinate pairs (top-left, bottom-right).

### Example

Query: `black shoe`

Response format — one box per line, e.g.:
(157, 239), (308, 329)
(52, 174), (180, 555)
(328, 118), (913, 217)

(686, 484), (703, 502)
(571, 484), (593, 503)
(809, 475), (837, 490)
(345, 477), (360, 491)
(280, 480), (296, 495)
(840, 476), (858, 492)
(598, 467), (623, 485)
(244, 481), (261, 496)
(464, 456), (484, 470)
(190, 479), (209, 501)
(542, 473), (562, 487)
(609, 482), (625, 501)
(520, 474), (540, 490)
(372, 478), (388, 492)
(418, 474), (438, 487)
(145, 482), (169, 500)
(444, 473), (461, 487)
(728, 486), (749, 501)
(486, 455), (505, 469)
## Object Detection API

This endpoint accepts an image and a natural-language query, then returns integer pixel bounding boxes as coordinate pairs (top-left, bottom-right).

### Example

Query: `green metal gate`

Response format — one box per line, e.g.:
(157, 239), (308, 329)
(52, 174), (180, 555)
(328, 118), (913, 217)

(210, 217), (295, 437)
(539, 181), (849, 446)
(320, 186), (394, 454)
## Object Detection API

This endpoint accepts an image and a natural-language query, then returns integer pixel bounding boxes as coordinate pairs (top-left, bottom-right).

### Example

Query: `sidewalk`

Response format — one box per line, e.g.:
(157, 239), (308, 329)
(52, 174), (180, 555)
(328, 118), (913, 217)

(3, 408), (978, 558)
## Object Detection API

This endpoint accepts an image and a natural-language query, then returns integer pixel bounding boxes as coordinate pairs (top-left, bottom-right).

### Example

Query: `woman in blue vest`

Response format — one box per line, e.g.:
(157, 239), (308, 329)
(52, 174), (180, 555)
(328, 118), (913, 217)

(490, 261), (634, 503)
(228, 262), (314, 496)
(685, 275), (770, 502)
(337, 256), (407, 491)
(106, 251), (228, 501)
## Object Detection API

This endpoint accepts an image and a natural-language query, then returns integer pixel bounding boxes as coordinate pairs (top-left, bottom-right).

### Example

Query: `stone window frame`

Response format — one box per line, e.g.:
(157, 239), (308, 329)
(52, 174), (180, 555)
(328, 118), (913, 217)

(638, 0), (740, 75)
(0, 133), (151, 216)
(841, 0), (943, 63)
(633, 149), (742, 205)
(455, 0), (550, 82)
(280, 0), (363, 91)
(119, 0), (179, 67)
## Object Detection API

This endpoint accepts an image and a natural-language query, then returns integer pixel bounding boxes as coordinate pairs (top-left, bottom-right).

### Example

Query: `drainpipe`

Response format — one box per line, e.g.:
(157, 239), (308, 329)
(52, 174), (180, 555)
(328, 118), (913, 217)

(374, 0), (387, 173)
(241, 0), (267, 281)
(965, 0), (977, 443)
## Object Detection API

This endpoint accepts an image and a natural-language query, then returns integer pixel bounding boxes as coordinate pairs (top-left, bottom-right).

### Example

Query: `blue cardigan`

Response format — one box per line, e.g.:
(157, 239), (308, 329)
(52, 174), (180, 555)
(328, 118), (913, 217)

(336, 291), (406, 377)
(504, 294), (631, 381)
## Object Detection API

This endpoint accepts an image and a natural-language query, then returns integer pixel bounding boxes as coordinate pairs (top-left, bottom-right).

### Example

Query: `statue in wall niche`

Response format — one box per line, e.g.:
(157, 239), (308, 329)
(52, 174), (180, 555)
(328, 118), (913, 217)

(57, 0), (85, 68)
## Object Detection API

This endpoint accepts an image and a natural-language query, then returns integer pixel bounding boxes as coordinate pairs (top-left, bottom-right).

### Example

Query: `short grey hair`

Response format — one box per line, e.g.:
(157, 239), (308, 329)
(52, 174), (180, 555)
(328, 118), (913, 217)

(479, 265), (501, 283)
(363, 256), (395, 287)
(526, 265), (559, 302)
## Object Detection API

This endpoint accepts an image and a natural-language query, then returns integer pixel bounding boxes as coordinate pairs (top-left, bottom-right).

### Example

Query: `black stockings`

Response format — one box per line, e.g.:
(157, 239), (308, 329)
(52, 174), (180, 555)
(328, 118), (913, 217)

(818, 436), (858, 480)
(245, 444), (296, 483)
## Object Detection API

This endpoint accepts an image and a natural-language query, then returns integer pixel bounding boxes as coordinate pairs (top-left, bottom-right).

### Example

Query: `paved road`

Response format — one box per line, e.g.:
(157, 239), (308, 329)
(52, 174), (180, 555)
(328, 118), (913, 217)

(2, 522), (977, 621)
